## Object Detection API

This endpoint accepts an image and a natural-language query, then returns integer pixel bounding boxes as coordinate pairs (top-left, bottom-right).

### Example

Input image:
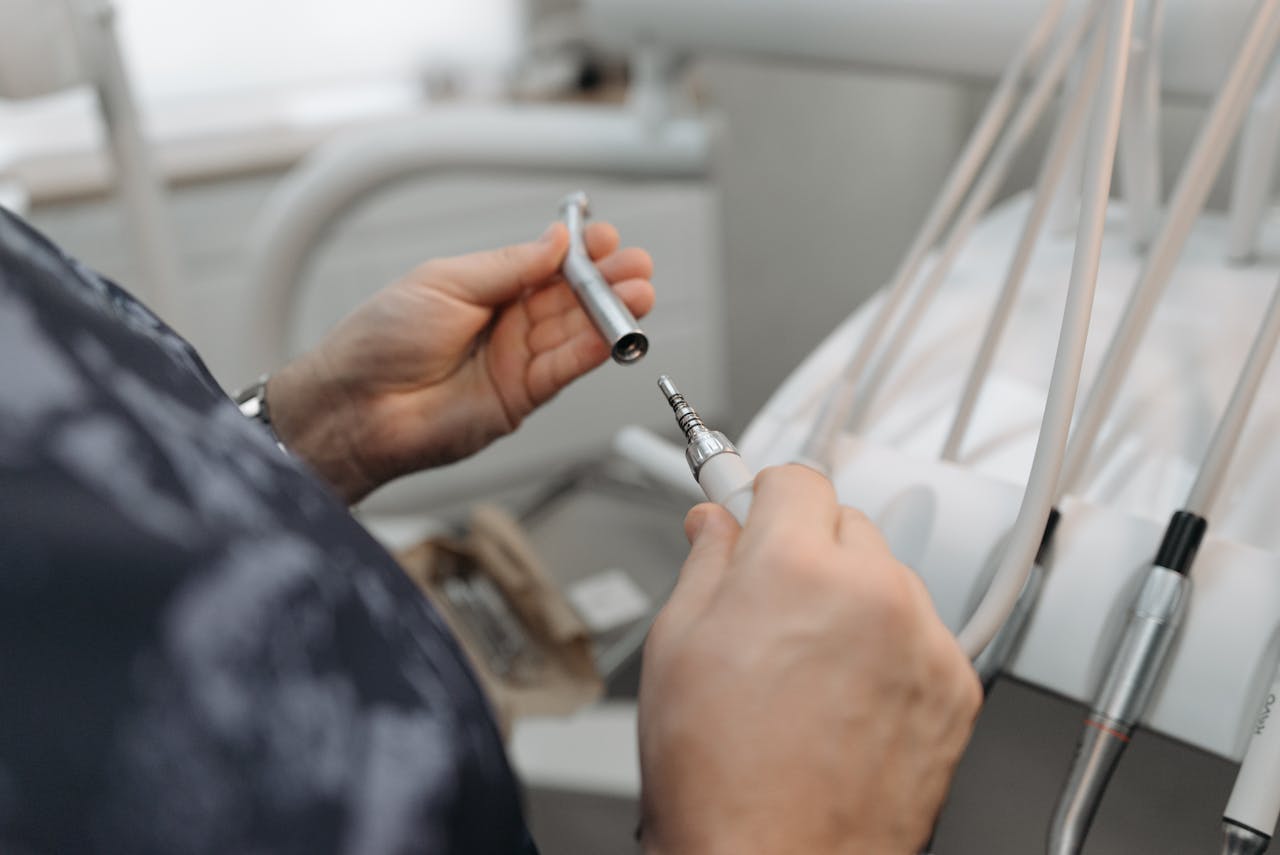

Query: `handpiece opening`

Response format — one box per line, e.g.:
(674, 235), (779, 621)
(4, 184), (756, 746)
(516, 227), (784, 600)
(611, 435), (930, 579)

(612, 332), (649, 364)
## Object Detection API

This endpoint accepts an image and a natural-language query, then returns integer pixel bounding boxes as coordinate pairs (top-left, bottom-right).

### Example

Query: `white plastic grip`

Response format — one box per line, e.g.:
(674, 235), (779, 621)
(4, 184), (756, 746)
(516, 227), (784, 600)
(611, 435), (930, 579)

(697, 452), (754, 525)
(1225, 665), (1280, 837)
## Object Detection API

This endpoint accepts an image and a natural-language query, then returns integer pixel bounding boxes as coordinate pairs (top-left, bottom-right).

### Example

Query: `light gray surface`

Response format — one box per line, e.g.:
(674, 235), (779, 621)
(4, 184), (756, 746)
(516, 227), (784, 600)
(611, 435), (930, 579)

(694, 60), (971, 428)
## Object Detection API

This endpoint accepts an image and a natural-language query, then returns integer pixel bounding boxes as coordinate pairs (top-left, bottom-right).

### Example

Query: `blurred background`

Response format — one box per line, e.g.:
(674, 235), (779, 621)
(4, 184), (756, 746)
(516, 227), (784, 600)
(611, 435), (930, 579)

(0, 0), (1264, 852)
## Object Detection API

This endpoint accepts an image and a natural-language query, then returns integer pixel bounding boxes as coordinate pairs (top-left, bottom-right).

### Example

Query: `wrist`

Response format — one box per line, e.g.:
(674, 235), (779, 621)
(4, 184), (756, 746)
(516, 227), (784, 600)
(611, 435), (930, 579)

(266, 352), (379, 504)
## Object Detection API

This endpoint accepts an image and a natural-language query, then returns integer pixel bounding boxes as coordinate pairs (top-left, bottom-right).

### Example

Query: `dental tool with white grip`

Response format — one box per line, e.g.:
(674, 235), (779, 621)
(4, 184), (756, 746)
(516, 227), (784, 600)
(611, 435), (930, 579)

(658, 375), (754, 525)
(1224, 656), (1280, 855)
(1047, 279), (1280, 855)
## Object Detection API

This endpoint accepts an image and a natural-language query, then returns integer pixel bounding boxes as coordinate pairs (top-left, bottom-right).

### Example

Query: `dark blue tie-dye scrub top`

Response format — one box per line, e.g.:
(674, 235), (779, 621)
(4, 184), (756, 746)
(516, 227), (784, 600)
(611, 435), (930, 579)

(0, 209), (537, 855)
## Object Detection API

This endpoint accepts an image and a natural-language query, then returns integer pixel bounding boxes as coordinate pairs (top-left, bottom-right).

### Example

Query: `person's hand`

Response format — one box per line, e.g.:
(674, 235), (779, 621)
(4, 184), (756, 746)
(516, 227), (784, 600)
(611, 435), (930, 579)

(267, 221), (654, 502)
(638, 465), (981, 855)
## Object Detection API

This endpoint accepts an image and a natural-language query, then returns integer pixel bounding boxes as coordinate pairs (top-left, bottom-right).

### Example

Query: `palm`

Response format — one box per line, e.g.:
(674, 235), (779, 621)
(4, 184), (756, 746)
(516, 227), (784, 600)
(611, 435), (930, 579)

(307, 222), (654, 487)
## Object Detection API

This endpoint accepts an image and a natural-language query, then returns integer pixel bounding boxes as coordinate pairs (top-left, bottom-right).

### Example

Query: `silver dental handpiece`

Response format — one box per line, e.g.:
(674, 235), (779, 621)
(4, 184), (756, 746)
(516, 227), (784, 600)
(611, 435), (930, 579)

(657, 375), (753, 525)
(559, 191), (649, 365)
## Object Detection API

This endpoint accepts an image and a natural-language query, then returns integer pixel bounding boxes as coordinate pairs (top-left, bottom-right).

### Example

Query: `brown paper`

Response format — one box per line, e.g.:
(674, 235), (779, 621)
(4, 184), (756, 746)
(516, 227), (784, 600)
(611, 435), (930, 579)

(396, 504), (603, 736)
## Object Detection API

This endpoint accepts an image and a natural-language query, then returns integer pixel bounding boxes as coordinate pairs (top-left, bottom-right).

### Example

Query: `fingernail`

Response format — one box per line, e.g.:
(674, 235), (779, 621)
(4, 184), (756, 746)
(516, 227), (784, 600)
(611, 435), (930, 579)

(685, 508), (709, 543)
(538, 222), (558, 244)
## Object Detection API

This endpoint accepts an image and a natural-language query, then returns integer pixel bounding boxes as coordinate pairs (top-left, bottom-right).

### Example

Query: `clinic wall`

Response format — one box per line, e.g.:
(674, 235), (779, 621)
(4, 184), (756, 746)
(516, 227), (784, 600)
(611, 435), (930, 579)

(692, 60), (972, 429)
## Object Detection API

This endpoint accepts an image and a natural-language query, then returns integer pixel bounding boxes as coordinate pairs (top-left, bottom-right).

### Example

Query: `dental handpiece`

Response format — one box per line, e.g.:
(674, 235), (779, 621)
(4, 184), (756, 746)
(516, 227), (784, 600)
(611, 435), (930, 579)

(1052, 276), (1280, 855)
(1223, 660), (1280, 855)
(560, 191), (649, 365)
(1224, 664), (1280, 855)
(658, 375), (753, 525)
(1047, 512), (1203, 855)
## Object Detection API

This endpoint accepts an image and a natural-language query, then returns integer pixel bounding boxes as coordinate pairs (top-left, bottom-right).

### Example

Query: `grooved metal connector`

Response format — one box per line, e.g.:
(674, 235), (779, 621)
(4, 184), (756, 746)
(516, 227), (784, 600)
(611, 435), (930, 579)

(658, 375), (738, 478)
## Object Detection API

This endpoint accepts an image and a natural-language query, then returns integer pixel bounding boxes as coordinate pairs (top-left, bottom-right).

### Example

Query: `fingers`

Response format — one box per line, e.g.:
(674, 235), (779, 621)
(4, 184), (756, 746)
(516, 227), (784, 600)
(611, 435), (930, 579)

(524, 246), (655, 324)
(741, 465), (840, 549)
(836, 505), (889, 553)
(425, 224), (570, 306)
(584, 221), (621, 260)
(524, 279), (655, 397)
(667, 503), (740, 618)
(525, 277), (656, 357)
(417, 219), (634, 309)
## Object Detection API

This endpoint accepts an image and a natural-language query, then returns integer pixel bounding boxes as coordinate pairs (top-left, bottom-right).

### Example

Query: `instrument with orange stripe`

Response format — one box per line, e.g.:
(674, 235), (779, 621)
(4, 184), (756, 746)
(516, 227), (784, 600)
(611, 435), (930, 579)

(1048, 281), (1280, 855)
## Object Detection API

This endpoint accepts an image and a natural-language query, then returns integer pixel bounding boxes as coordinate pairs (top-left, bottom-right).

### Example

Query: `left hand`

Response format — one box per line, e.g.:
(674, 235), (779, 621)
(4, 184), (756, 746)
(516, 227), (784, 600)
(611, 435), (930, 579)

(267, 221), (654, 503)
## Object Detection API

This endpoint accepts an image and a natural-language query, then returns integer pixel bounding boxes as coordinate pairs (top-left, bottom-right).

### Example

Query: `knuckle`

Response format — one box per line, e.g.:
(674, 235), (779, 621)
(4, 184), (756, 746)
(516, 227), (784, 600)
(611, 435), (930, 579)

(757, 524), (821, 572)
(415, 258), (444, 281)
(929, 639), (982, 719)
(867, 569), (922, 625)
(497, 244), (524, 268)
(957, 669), (983, 717)
(840, 505), (871, 527)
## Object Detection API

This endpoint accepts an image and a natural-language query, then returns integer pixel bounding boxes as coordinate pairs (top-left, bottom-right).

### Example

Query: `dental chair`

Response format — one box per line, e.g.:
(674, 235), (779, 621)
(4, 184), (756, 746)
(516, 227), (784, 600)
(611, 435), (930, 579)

(0, 0), (182, 319)
(239, 1), (1280, 851)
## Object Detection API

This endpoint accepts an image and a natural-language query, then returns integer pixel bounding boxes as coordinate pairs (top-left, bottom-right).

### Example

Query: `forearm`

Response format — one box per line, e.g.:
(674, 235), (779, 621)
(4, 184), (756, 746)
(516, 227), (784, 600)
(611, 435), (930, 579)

(266, 353), (378, 505)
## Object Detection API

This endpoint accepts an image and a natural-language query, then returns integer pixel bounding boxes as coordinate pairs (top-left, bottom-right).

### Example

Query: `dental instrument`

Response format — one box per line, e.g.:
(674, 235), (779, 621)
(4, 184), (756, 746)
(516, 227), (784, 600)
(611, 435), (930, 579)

(658, 375), (753, 525)
(1048, 280), (1280, 855)
(1223, 657), (1280, 855)
(834, 0), (1108, 439)
(972, 0), (1280, 689)
(798, 0), (1073, 467)
(560, 190), (649, 364)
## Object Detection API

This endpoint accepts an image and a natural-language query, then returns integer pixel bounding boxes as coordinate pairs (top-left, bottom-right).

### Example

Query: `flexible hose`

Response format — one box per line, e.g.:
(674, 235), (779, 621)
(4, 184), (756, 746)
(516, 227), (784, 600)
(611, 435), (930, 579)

(1185, 282), (1280, 516)
(941, 26), (1108, 463)
(956, 0), (1135, 660)
(798, 0), (1071, 468)
(1058, 0), (1280, 497)
(839, 0), (1108, 439)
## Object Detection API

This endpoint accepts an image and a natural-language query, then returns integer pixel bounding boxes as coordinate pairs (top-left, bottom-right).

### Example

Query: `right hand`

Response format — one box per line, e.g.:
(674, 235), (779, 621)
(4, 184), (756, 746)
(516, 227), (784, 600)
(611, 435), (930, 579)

(638, 464), (981, 855)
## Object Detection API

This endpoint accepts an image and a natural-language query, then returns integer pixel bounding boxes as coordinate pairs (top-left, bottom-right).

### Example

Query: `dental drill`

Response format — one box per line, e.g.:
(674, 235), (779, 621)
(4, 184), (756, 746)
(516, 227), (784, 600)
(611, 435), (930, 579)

(560, 191), (649, 364)
(658, 375), (753, 525)
(1047, 281), (1280, 855)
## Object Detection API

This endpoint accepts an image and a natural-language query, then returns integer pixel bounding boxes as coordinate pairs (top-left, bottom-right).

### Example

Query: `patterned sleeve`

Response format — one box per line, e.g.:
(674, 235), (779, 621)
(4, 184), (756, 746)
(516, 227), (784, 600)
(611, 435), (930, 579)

(0, 209), (538, 855)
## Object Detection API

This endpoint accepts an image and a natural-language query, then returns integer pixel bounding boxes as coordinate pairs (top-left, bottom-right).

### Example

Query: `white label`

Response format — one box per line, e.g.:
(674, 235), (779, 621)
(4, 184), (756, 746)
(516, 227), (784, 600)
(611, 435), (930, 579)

(567, 569), (652, 633)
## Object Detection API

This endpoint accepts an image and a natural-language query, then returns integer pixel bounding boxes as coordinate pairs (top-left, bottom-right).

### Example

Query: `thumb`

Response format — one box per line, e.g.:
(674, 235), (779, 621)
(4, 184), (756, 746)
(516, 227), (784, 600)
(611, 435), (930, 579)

(429, 222), (569, 306)
(668, 503), (740, 618)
